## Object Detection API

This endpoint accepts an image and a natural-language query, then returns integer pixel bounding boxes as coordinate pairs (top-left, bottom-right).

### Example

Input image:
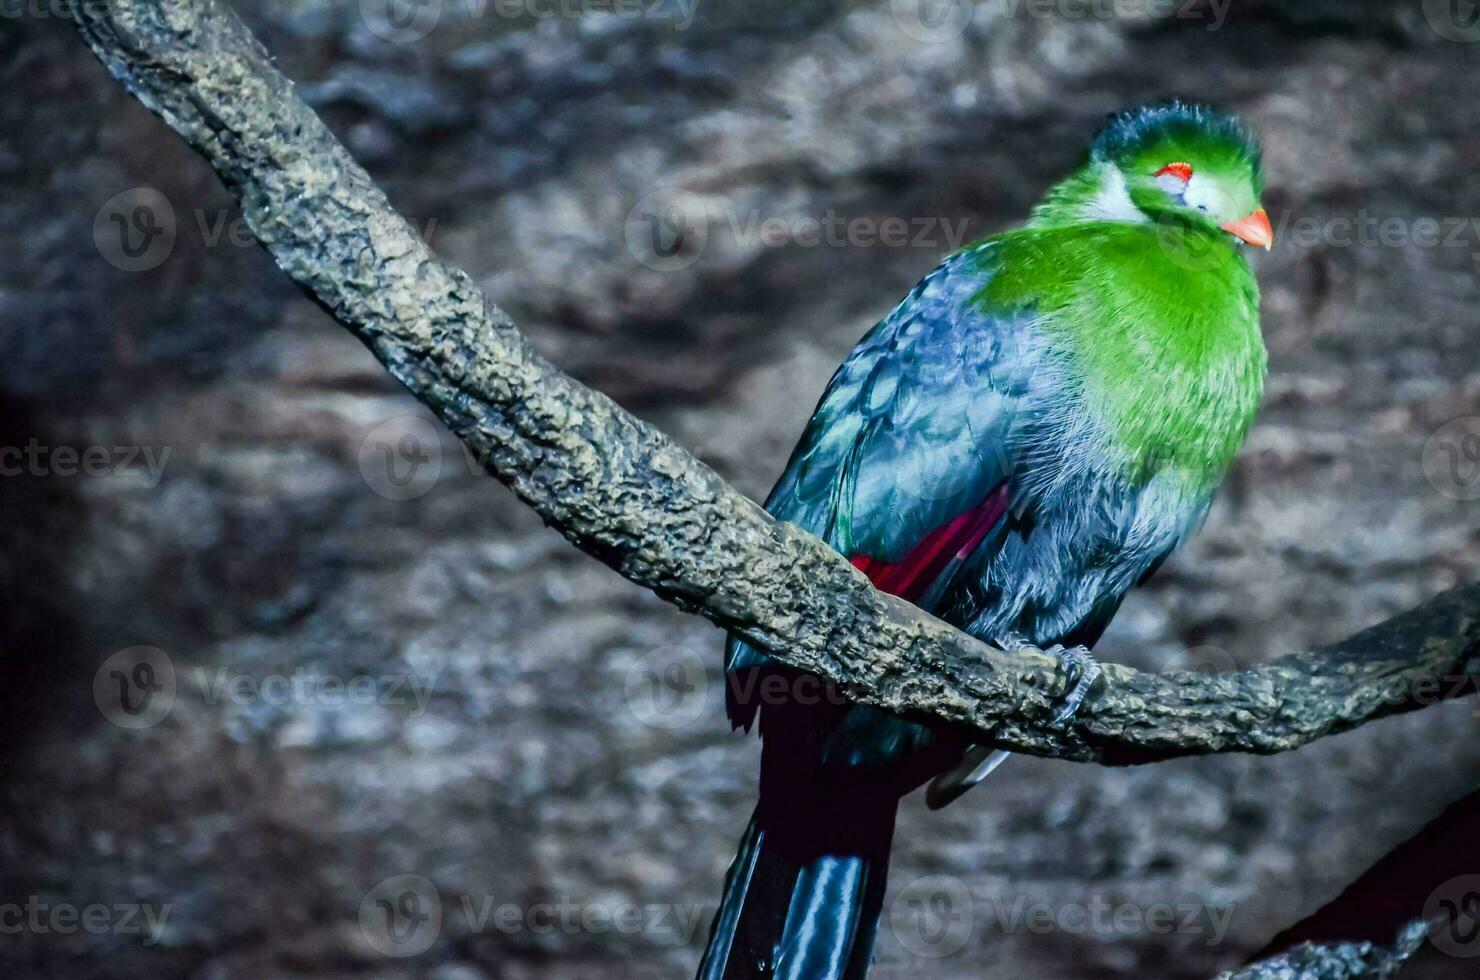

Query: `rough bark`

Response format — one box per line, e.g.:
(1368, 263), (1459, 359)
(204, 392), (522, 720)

(1219, 921), (1429, 980)
(65, 0), (1480, 766)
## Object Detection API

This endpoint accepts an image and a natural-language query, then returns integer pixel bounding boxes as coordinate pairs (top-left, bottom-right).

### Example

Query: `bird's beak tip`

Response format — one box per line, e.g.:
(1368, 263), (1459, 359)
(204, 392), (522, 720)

(1221, 207), (1273, 251)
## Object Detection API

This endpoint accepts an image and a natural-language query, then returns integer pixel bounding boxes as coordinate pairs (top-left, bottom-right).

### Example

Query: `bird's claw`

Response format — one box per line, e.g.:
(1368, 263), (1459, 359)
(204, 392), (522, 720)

(1045, 645), (1101, 728)
(925, 645), (1100, 808)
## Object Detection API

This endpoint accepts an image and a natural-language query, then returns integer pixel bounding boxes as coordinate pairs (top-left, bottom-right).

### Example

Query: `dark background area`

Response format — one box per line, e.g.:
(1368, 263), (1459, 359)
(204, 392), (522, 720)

(2, 1), (1479, 977)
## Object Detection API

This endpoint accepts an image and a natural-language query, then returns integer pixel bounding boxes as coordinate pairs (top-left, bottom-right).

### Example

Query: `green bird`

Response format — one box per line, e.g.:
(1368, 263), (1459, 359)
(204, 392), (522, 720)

(698, 102), (1272, 980)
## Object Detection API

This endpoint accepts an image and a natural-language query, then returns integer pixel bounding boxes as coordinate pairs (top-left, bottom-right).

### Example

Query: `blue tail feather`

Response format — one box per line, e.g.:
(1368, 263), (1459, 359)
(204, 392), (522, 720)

(697, 807), (893, 980)
(700, 672), (949, 979)
(774, 853), (887, 980)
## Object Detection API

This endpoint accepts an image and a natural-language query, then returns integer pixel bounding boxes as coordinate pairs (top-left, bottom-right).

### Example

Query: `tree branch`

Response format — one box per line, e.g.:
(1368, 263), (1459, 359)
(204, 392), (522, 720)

(68, 0), (1480, 765)
(1219, 921), (1429, 980)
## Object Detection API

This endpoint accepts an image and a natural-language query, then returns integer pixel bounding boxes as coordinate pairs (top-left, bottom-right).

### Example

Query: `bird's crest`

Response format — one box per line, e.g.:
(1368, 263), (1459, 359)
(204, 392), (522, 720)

(1092, 101), (1262, 188)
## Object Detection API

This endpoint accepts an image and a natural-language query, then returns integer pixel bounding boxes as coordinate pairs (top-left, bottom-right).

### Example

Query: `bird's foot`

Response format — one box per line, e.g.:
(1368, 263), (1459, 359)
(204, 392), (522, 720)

(1042, 645), (1102, 728)
(925, 644), (1099, 809)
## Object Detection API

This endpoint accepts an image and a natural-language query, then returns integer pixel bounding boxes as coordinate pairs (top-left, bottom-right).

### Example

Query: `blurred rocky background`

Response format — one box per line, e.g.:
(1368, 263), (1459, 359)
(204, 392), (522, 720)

(2, 0), (1479, 977)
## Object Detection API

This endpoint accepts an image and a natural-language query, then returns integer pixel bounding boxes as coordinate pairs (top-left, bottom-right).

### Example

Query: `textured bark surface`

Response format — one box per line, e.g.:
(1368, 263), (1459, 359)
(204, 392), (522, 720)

(64, 0), (1480, 768)
(1220, 921), (1428, 980)
(6, 2), (1477, 979)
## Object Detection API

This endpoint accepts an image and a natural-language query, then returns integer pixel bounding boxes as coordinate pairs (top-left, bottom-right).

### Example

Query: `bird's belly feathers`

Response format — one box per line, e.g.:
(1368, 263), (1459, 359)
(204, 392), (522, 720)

(956, 462), (1210, 647)
(944, 365), (1218, 648)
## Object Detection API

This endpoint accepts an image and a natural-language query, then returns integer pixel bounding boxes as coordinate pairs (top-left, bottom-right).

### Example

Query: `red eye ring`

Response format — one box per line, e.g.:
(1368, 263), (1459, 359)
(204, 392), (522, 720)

(1154, 161), (1193, 183)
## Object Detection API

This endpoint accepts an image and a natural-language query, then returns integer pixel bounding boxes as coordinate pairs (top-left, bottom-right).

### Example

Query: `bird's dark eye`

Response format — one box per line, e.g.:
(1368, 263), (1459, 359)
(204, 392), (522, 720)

(1196, 204), (1209, 213)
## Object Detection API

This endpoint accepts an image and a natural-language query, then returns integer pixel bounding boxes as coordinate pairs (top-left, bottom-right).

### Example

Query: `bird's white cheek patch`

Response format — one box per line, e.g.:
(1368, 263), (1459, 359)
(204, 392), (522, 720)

(1085, 167), (1148, 223)
(1181, 175), (1230, 217)
(1154, 171), (1188, 197)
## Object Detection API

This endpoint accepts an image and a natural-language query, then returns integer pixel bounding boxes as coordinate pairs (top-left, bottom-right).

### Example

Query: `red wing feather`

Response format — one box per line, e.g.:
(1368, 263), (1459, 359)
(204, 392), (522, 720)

(850, 485), (1009, 604)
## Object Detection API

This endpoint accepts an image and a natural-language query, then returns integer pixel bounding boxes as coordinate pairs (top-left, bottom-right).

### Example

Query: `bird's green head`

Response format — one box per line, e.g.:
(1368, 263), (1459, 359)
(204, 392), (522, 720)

(1034, 101), (1272, 250)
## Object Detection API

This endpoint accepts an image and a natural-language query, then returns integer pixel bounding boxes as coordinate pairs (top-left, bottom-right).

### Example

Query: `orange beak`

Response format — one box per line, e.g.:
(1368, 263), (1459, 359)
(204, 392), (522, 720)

(1220, 208), (1273, 250)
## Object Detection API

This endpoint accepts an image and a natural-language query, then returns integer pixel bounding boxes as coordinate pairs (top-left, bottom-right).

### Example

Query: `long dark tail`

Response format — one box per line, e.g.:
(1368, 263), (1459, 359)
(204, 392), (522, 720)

(698, 717), (900, 980)
(697, 806), (895, 980)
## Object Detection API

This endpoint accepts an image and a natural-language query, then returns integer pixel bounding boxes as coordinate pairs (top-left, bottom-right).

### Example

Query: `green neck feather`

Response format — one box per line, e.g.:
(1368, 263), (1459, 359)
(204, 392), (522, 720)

(975, 205), (1265, 489)
(1028, 161), (1128, 227)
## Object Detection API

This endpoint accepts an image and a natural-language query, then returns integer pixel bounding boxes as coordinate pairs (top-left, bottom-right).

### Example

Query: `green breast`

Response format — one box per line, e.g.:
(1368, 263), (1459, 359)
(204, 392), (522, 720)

(974, 222), (1266, 488)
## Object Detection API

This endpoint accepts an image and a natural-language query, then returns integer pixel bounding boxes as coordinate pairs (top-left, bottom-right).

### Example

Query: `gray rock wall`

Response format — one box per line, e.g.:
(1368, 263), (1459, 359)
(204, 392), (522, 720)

(2, 1), (1478, 977)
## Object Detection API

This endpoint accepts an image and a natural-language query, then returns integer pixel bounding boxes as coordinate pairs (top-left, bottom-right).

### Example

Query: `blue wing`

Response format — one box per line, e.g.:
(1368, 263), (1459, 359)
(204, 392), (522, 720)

(760, 245), (1032, 564)
(726, 244), (1047, 731)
